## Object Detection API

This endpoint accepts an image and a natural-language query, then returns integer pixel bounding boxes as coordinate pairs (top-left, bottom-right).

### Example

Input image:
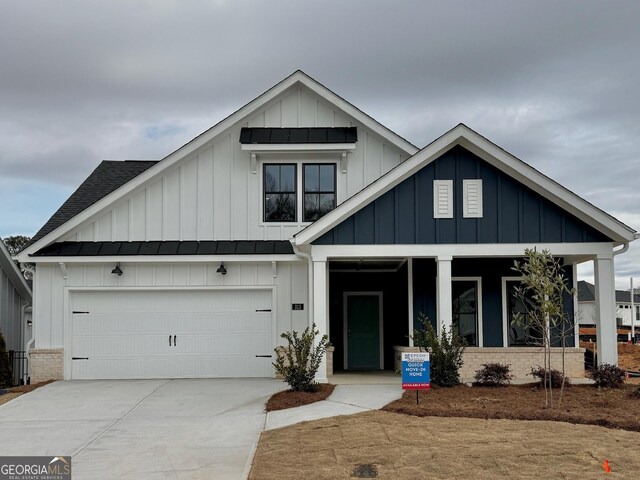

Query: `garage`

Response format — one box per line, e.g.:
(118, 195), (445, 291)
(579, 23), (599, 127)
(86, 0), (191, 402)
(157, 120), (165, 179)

(70, 289), (274, 379)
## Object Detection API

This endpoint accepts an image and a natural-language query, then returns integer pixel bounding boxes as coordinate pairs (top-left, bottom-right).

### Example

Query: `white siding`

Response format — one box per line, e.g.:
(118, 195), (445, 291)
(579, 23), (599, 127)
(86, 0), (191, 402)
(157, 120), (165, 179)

(63, 86), (409, 243)
(32, 261), (308, 351)
(0, 267), (25, 352)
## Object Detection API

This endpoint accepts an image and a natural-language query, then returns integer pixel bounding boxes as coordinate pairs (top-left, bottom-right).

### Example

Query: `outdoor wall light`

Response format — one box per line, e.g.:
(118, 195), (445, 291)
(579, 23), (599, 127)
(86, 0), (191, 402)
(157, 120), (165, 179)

(216, 262), (227, 275)
(111, 263), (123, 276)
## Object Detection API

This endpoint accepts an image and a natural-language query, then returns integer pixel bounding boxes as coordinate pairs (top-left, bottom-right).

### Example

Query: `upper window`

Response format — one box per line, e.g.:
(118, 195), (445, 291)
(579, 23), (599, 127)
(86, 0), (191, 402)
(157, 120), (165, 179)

(263, 163), (336, 223)
(264, 164), (296, 222)
(303, 164), (336, 222)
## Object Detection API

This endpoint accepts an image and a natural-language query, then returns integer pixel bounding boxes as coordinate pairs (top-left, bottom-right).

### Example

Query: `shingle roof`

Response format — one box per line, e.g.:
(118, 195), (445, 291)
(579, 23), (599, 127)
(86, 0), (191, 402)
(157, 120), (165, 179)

(239, 127), (357, 144)
(30, 161), (158, 244)
(578, 280), (640, 303)
(31, 241), (294, 257)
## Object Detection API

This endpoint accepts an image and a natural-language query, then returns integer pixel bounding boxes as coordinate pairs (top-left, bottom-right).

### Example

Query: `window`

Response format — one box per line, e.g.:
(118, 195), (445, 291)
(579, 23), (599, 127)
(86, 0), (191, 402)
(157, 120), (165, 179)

(303, 164), (336, 222)
(505, 279), (543, 346)
(433, 180), (453, 218)
(264, 164), (296, 222)
(463, 179), (483, 218)
(452, 280), (479, 346)
(263, 162), (337, 223)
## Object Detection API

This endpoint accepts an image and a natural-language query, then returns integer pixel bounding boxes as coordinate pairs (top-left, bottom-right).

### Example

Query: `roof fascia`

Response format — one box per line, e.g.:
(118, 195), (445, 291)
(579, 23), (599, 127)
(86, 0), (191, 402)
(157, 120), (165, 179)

(27, 254), (300, 263)
(0, 240), (32, 300)
(295, 124), (636, 245)
(19, 71), (418, 260)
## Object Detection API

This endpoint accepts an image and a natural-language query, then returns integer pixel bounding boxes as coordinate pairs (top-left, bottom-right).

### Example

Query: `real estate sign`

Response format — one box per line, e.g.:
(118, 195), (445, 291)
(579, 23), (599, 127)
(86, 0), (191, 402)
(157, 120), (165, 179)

(401, 352), (430, 390)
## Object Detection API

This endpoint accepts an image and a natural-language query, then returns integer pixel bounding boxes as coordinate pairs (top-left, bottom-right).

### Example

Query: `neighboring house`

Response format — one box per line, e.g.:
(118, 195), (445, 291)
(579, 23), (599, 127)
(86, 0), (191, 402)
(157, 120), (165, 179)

(0, 238), (32, 384)
(17, 71), (638, 383)
(578, 280), (639, 335)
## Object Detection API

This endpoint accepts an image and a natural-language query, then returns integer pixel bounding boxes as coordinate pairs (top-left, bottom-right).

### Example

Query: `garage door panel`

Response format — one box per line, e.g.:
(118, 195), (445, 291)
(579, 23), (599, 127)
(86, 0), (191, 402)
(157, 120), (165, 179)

(70, 290), (274, 379)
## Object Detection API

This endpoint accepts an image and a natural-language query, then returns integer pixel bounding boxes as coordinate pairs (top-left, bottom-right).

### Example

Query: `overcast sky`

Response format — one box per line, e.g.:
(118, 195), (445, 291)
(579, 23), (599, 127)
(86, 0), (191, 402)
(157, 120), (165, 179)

(1, 0), (638, 288)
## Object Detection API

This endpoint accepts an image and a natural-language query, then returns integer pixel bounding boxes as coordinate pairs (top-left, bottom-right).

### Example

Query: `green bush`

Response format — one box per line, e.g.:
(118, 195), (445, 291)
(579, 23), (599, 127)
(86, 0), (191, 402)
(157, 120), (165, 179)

(473, 363), (513, 387)
(0, 333), (13, 388)
(530, 366), (571, 388)
(273, 323), (329, 392)
(588, 363), (625, 388)
(412, 313), (465, 387)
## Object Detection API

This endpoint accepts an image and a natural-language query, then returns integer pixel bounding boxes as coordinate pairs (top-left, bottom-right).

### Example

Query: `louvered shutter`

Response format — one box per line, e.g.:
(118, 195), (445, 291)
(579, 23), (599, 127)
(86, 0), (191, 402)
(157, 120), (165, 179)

(433, 180), (453, 218)
(463, 179), (483, 218)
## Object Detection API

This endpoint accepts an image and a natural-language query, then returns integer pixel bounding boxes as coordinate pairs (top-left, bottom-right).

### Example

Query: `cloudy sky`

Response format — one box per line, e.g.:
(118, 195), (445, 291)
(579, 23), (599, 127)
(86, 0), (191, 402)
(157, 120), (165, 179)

(1, 0), (638, 287)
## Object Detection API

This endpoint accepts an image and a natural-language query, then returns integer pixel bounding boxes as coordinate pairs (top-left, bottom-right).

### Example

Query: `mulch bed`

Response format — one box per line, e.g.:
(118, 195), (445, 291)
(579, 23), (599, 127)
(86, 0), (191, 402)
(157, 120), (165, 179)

(266, 383), (335, 412)
(383, 382), (640, 432)
(0, 380), (54, 406)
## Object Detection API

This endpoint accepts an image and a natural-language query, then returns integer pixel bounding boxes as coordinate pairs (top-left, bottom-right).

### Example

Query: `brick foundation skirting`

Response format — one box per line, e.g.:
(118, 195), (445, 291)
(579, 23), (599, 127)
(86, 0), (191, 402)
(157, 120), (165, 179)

(394, 346), (585, 380)
(30, 348), (64, 383)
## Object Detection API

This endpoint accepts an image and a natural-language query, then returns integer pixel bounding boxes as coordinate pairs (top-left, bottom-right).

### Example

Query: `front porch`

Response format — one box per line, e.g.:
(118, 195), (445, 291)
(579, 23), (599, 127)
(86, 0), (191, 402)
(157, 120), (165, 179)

(312, 246), (618, 382)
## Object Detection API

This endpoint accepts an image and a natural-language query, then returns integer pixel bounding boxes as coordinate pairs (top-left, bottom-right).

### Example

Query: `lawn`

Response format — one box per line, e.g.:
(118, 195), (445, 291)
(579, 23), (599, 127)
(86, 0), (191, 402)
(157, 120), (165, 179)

(251, 410), (639, 479)
(253, 381), (640, 479)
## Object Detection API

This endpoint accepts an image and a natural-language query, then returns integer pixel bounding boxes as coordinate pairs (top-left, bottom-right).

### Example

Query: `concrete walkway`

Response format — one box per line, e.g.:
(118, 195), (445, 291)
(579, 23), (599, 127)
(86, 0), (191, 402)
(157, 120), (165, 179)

(265, 384), (403, 430)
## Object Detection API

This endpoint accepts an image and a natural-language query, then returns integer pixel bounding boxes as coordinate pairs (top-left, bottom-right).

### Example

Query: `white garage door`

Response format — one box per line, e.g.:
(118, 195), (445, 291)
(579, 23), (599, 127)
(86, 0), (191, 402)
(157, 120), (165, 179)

(70, 289), (273, 379)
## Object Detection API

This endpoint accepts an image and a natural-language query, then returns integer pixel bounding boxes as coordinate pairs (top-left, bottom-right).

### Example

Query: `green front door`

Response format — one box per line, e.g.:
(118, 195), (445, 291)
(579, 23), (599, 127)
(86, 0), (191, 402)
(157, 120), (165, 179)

(346, 294), (381, 370)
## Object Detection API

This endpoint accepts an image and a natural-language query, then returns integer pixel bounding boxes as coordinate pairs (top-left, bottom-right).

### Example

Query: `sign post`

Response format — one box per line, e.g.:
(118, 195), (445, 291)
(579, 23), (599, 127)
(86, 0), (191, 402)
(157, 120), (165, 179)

(401, 352), (430, 404)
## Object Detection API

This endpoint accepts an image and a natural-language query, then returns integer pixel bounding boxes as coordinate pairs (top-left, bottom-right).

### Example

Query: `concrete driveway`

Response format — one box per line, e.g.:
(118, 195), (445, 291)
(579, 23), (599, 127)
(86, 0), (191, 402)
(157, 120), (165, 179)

(0, 379), (283, 479)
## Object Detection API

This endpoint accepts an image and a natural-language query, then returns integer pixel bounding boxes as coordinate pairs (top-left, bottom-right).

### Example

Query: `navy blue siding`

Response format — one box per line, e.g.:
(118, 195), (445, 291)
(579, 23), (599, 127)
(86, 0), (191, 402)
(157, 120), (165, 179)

(314, 145), (611, 245)
(412, 258), (576, 348)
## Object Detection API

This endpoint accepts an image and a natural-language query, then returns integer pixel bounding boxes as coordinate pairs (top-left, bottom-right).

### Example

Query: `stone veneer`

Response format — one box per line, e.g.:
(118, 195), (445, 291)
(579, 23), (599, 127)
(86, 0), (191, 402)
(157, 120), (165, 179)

(394, 346), (585, 380)
(29, 349), (64, 383)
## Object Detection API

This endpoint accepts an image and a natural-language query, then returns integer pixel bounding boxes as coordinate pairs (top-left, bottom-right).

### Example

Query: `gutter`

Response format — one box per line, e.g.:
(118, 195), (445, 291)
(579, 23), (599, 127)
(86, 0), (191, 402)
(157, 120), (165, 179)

(291, 242), (314, 329)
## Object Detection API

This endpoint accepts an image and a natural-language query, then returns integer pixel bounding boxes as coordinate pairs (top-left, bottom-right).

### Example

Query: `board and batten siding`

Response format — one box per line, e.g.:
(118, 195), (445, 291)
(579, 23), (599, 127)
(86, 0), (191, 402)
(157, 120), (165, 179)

(60, 86), (408, 244)
(32, 261), (308, 350)
(0, 267), (25, 352)
(314, 145), (612, 245)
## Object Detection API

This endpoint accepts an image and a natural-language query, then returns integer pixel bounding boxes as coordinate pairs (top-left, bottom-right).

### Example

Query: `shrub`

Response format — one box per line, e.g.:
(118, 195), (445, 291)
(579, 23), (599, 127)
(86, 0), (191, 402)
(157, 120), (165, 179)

(530, 366), (571, 388)
(273, 324), (329, 392)
(588, 363), (625, 389)
(473, 363), (513, 387)
(412, 314), (466, 387)
(0, 333), (13, 388)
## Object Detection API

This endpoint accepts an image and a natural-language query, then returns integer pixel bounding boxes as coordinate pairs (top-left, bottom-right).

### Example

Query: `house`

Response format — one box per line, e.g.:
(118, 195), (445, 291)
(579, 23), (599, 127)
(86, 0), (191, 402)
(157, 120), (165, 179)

(578, 280), (639, 340)
(17, 71), (638, 382)
(0, 238), (32, 384)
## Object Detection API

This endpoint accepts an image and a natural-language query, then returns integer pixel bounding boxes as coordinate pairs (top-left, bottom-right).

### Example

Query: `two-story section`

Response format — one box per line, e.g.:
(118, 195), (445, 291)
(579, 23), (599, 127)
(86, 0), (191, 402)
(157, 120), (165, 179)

(18, 70), (418, 381)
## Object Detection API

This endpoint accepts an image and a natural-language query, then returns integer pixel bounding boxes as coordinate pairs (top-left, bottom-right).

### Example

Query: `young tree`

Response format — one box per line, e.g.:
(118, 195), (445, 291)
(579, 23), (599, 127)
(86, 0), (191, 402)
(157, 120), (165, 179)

(512, 248), (575, 408)
(1, 235), (33, 281)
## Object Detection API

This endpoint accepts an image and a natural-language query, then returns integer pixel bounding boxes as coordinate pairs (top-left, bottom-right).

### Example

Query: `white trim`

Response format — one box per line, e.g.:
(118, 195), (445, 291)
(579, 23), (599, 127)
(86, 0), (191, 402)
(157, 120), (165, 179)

(294, 124), (636, 246)
(19, 71), (418, 261)
(572, 263), (580, 348)
(343, 292), (384, 370)
(241, 143), (356, 152)
(27, 255), (300, 264)
(63, 285), (277, 380)
(407, 258), (414, 347)
(502, 276), (523, 347)
(433, 180), (453, 218)
(310, 242), (615, 262)
(452, 276), (483, 347)
(463, 179), (483, 218)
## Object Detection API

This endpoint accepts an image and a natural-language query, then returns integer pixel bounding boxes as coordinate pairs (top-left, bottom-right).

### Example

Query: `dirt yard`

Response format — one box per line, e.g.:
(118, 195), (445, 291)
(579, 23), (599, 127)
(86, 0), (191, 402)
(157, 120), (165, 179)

(250, 410), (640, 479)
(581, 341), (640, 372)
(384, 383), (640, 432)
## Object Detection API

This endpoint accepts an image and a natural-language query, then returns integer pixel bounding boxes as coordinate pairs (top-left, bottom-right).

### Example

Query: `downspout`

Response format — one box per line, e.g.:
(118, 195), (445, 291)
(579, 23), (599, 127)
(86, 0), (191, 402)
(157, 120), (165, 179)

(291, 241), (314, 329)
(22, 264), (36, 383)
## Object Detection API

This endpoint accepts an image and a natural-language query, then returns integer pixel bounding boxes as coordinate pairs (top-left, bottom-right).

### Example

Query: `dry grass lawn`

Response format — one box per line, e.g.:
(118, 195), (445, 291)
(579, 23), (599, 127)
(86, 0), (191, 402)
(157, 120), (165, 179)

(250, 410), (640, 479)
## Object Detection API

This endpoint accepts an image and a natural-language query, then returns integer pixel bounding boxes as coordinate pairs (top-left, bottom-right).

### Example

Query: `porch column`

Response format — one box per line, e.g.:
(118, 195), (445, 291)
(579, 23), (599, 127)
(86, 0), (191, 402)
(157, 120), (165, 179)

(313, 259), (329, 382)
(436, 255), (453, 335)
(407, 258), (414, 346)
(594, 253), (618, 365)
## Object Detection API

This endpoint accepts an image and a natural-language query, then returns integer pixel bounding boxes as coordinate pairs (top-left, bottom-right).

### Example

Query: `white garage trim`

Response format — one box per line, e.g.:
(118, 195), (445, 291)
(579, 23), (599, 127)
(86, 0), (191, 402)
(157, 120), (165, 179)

(63, 286), (277, 380)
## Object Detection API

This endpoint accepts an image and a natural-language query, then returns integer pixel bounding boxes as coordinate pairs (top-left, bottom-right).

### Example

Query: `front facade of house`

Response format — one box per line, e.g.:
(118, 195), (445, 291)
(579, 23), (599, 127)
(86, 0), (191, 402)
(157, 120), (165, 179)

(18, 71), (637, 382)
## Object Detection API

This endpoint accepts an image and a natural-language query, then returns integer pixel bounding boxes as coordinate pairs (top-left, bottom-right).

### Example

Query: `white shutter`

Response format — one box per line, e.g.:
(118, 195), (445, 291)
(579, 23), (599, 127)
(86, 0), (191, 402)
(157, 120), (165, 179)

(463, 179), (483, 218)
(433, 180), (453, 218)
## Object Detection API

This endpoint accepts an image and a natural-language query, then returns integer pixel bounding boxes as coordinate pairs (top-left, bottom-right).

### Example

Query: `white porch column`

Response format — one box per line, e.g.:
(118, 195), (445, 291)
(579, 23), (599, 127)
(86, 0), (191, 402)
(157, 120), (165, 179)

(407, 258), (414, 346)
(594, 253), (618, 365)
(312, 259), (329, 382)
(436, 255), (453, 335)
